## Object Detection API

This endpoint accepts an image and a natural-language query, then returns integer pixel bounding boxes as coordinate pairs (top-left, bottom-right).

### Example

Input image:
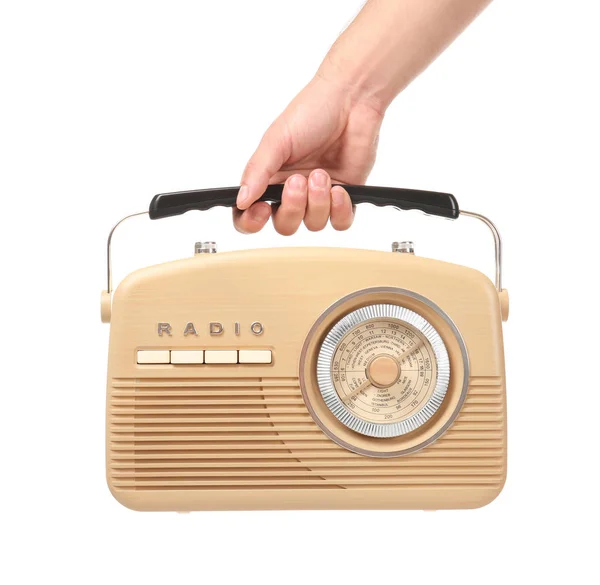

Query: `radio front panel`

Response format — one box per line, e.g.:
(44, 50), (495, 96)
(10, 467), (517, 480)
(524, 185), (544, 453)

(106, 246), (507, 511)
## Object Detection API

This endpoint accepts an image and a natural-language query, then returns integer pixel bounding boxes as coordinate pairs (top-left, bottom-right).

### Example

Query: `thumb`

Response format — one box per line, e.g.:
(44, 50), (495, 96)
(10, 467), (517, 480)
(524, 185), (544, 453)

(237, 124), (289, 210)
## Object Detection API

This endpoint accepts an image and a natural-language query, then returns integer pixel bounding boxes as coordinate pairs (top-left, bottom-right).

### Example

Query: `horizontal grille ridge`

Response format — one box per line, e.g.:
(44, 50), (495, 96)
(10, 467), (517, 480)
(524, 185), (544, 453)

(108, 376), (505, 491)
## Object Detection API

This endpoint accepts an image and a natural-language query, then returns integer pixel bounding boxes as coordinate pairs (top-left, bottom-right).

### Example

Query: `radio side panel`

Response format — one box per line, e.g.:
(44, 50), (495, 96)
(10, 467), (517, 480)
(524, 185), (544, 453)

(106, 247), (506, 510)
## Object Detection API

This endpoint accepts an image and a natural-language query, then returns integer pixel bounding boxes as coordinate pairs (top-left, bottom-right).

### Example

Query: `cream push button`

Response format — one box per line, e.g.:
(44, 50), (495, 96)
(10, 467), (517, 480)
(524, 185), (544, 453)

(238, 350), (272, 364)
(204, 350), (238, 364)
(170, 350), (204, 364)
(137, 350), (170, 364)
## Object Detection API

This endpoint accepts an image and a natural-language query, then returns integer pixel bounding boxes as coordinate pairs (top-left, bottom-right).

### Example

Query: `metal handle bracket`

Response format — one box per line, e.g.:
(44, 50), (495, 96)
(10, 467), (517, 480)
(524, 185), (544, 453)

(104, 207), (503, 296)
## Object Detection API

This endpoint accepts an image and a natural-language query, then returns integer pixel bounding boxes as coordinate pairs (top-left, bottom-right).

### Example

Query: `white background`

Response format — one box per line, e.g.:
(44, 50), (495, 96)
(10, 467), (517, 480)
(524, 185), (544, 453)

(1, 1), (599, 583)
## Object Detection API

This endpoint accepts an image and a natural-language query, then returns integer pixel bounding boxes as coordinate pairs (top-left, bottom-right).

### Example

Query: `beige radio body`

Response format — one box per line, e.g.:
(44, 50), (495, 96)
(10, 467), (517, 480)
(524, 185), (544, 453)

(105, 246), (507, 511)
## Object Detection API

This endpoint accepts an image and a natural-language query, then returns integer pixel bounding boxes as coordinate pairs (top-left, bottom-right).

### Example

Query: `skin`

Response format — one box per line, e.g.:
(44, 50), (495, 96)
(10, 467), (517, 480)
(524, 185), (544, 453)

(234, 0), (492, 235)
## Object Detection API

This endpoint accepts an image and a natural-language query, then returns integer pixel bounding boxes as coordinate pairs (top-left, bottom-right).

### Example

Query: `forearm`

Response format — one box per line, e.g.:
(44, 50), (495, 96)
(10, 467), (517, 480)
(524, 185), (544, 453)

(318, 0), (492, 112)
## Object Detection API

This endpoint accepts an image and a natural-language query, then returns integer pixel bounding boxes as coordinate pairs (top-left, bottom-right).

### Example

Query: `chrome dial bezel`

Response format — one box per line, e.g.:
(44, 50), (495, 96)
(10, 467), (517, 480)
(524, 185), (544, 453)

(316, 304), (450, 438)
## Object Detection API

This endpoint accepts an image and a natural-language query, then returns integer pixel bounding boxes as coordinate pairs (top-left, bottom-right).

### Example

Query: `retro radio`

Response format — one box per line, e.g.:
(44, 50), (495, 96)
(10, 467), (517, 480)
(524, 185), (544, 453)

(102, 185), (508, 511)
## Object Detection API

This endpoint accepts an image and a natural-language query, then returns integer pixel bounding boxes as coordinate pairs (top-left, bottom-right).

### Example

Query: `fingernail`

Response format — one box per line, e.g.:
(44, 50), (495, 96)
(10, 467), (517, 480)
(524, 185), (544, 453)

(252, 205), (270, 222)
(289, 174), (306, 191)
(237, 185), (250, 207)
(310, 171), (327, 189)
(331, 187), (345, 207)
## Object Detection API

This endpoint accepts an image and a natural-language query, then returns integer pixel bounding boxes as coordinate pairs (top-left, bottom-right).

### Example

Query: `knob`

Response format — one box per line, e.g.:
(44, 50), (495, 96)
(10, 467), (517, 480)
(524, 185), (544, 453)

(392, 241), (415, 254)
(195, 241), (217, 254)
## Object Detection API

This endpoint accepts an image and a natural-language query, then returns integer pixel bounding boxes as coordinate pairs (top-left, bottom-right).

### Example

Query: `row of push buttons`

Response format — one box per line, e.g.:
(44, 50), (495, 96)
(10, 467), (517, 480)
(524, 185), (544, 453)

(136, 349), (272, 365)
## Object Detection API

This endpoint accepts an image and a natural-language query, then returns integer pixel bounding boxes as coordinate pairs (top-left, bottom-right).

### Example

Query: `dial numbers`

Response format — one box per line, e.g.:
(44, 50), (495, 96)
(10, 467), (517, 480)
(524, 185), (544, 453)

(332, 318), (438, 425)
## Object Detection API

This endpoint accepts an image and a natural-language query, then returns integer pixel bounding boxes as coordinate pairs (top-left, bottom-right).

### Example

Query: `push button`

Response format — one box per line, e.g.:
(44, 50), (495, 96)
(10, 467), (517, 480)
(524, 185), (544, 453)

(238, 350), (272, 364)
(137, 350), (170, 364)
(204, 350), (238, 364)
(170, 350), (204, 364)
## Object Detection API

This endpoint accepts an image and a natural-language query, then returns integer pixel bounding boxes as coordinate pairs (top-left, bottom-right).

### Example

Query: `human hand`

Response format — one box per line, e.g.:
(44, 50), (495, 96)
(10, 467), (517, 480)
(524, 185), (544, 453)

(234, 73), (383, 234)
(234, 0), (491, 234)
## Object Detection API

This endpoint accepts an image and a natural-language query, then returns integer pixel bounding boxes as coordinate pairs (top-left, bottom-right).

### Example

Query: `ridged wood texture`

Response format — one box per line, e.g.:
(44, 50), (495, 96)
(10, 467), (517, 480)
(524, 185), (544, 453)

(108, 375), (505, 490)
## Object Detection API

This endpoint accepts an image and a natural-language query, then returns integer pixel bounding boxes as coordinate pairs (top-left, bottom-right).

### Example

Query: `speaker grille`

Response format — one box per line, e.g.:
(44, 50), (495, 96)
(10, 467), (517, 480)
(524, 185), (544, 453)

(108, 376), (504, 491)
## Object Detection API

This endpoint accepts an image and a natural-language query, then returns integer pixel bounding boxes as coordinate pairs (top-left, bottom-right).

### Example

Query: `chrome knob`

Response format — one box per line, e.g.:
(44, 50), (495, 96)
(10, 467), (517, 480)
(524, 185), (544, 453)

(392, 241), (415, 254)
(195, 241), (217, 254)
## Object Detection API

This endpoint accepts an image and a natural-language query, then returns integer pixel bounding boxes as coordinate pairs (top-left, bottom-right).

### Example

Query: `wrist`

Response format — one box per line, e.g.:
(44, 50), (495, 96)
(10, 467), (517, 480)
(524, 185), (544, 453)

(316, 50), (391, 116)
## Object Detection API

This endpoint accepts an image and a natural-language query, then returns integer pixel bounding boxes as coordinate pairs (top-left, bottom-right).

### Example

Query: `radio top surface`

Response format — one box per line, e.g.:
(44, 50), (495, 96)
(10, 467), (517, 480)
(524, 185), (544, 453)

(103, 185), (508, 511)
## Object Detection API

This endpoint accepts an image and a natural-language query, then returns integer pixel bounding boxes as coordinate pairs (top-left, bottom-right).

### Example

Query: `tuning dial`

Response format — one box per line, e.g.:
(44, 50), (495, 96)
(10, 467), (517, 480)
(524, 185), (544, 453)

(316, 303), (449, 438)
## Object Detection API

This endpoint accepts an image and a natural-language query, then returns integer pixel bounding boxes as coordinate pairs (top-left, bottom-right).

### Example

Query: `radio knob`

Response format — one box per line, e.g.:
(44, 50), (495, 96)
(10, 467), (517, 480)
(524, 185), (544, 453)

(195, 241), (217, 254)
(392, 241), (415, 254)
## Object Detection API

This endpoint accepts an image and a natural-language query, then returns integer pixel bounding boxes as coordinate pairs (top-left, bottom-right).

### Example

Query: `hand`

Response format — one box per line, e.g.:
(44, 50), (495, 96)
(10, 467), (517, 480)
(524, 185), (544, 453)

(234, 73), (384, 234)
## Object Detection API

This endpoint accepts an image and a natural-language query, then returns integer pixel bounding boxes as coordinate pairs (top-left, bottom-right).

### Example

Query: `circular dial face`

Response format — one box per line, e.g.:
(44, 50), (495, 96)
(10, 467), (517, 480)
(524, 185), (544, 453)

(317, 304), (450, 438)
(333, 318), (438, 424)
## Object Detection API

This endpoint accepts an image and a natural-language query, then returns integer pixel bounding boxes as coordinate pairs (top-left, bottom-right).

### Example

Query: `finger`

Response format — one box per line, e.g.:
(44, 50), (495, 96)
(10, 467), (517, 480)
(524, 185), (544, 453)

(237, 123), (289, 210)
(330, 185), (355, 231)
(304, 169), (331, 232)
(232, 201), (272, 234)
(272, 174), (308, 236)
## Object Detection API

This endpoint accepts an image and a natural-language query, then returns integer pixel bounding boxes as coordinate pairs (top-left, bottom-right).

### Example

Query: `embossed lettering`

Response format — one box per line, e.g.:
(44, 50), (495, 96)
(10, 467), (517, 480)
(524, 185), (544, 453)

(183, 322), (198, 336)
(209, 322), (224, 335)
(157, 323), (172, 336)
(251, 321), (264, 336)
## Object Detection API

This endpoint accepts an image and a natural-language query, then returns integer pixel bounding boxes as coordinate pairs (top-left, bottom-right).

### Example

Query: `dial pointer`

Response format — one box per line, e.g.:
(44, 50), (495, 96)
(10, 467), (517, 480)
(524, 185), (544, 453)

(343, 378), (371, 404)
(399, 339), (424, 360)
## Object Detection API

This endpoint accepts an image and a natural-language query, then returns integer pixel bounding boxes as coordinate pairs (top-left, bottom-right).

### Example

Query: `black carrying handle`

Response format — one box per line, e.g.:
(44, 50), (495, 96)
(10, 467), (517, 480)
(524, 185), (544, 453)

(149, 185), (459, 220)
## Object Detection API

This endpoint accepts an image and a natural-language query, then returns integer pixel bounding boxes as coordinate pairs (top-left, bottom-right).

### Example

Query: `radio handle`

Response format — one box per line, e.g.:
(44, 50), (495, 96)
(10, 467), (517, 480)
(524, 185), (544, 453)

(148, 185), (460, 220)
(103, 187), (503, 312)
